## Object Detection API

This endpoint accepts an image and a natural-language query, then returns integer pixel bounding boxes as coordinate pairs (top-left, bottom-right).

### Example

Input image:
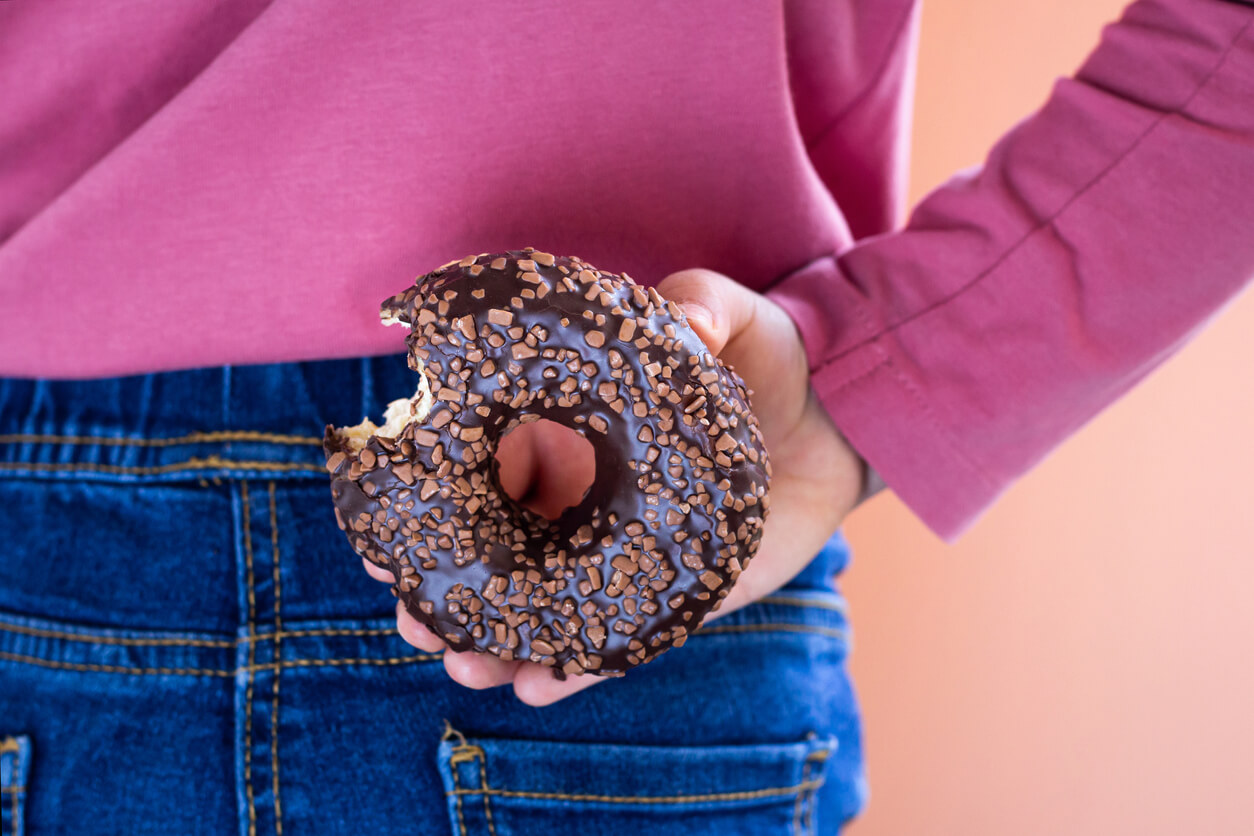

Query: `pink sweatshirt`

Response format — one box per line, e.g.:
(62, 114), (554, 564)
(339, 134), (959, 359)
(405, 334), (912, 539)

(2, 0), (1251, 540)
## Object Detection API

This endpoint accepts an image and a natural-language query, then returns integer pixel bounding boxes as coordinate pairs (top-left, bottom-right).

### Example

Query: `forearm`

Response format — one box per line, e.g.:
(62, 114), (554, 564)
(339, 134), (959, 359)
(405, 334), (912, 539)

(770, 0), (1254, 539)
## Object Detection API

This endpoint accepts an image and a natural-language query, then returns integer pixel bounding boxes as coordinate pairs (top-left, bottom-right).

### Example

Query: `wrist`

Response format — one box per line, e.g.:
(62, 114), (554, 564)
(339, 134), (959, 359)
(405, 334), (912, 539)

(828, 422), (884, 509)
(857, 461), (886, 507)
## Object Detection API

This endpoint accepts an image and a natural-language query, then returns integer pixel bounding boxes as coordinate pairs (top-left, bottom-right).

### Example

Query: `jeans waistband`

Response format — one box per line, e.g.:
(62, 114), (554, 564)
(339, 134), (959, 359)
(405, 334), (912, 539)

(0, 353), (417, 481)
(0, 353), (851, 581)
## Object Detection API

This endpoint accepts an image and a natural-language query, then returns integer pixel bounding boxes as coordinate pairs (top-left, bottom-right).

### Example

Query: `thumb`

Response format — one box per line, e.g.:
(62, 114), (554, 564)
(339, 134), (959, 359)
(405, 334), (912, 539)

(655, 268), (760, 358)
(655, 268), (811, 442)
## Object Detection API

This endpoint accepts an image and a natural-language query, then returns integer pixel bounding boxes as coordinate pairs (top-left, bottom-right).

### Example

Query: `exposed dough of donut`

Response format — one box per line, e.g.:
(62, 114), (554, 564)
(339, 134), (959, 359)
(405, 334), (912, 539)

(333, 368), (433, 453)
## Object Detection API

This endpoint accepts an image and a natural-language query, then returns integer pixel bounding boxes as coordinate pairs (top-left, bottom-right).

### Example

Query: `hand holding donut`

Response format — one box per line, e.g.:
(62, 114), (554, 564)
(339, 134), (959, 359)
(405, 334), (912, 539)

(331, 258), (867, 706)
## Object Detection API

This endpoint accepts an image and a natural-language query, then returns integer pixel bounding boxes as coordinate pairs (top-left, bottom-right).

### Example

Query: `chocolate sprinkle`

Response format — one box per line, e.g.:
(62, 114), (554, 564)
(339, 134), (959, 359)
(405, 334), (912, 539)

(324, 249), (771, 679)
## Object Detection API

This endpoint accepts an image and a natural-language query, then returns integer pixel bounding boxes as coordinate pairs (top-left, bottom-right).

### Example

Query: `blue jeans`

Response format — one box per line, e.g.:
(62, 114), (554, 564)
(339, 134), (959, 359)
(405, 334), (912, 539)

(0, 354), (867, 835)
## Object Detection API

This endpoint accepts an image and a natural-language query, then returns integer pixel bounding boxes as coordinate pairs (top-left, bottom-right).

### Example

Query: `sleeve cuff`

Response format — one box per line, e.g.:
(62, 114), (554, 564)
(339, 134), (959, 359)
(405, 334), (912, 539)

(767, 254), (1004, 543)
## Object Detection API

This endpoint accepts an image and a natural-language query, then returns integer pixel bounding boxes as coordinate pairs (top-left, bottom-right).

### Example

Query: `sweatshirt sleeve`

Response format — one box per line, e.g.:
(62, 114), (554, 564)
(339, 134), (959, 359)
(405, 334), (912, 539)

(766, 0), (1254, 541)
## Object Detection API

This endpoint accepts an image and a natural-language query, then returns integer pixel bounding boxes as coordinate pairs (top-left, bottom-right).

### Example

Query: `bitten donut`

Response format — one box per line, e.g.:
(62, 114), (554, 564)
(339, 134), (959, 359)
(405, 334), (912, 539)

(324, 249), (771, 679)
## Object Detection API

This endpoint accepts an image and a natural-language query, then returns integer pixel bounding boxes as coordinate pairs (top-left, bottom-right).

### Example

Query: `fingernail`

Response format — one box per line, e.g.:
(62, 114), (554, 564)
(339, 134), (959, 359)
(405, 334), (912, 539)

(679, 300), (714, 331)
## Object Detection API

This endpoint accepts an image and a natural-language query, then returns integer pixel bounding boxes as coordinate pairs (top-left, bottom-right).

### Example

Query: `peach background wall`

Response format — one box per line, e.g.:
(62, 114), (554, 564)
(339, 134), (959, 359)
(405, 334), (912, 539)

(841, 1), (1254, 834)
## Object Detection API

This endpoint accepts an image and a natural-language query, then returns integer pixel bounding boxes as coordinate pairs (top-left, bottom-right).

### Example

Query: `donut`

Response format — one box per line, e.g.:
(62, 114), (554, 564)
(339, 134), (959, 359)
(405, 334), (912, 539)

(323, 249), (771, 679)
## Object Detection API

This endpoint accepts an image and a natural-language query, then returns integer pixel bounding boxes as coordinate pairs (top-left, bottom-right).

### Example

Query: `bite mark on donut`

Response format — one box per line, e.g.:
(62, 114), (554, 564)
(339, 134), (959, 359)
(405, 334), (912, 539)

(330, 365), (434, 454)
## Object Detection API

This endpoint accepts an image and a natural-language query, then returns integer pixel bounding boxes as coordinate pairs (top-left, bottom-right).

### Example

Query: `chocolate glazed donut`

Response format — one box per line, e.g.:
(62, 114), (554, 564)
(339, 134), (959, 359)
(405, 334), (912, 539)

(323, 249), (771, 679)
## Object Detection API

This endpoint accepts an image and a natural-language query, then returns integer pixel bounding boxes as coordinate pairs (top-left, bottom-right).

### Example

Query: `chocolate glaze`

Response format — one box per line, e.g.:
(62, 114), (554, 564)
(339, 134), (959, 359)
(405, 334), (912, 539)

(324, 249), (771, 679)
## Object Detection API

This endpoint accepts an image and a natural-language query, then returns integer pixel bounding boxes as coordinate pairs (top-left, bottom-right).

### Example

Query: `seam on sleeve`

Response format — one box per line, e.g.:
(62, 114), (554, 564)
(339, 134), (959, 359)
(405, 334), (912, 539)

(880, 351), (1001, 492)
(836, 279), (1002, 492)
(812, 15), (1253, 376)
(824, 333), (1001, 495)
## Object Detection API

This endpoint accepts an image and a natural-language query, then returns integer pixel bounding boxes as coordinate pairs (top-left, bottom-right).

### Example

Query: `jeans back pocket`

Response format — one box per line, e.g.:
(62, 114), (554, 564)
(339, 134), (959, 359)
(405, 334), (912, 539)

(436, 724), (836, 836)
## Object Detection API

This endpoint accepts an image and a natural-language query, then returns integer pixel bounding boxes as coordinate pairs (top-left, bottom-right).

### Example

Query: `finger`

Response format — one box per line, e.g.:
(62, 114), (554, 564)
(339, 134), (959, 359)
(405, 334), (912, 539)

(443, 646), (523, 690)
(656, 268), (809, 442)
(495, 416), (539, 502)
(527, 419), (596, 519)
(684, 535), (795, 628)
(655, 268), (757, 356)
(511, 661), (604, 707)
(362, 557), (394, 583)
(395, 599), (448, 653)
(702, 399), (863, 624)
(702, 567), (765, 624)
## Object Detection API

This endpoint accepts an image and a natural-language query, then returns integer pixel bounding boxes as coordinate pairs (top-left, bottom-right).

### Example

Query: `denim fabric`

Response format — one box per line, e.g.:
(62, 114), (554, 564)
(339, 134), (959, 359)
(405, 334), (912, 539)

(1, 735), (30, 836)
(0, 354), (867, 835)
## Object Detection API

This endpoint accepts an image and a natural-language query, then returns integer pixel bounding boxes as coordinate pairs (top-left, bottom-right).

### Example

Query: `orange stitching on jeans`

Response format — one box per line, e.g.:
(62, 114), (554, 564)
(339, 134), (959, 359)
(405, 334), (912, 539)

(1, 737), (24, 836)
(0, 651), (234, 677)
(478, 752), (498, 836)
(449, 750), (469, 836)
(259, 626), (396, 640)
(449, 746), (498, 836)
(757, 595), (846, 614)
(0, 624), (839, 672)
(253, 626), (397, 641)
(255, 655), (441, 671)
(0, 651), (442, 676)
(241, 481), (258, 836)
(803, 748), (831, 833)
(793, 759), (813, 835)
(0, 608), (842, 650)
(0, 431), (321, 447)
(0, 620), (235, 648)
(259, 626), (395, 640)
(0, 457), (326, 477)
(269, 482), (284, 836)
(449, 744), (485, 765)
(444, 776), (825, 805)
(2, 742), (19, 836)
(694, 623), (846, 641)
(0, 620), (399, 648)
(441, 720), (467, 746)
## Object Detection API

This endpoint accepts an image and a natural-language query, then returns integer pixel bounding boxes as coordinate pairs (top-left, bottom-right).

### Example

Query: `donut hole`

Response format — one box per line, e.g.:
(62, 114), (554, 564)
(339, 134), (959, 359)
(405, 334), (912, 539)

(496, 418), (596, 521)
